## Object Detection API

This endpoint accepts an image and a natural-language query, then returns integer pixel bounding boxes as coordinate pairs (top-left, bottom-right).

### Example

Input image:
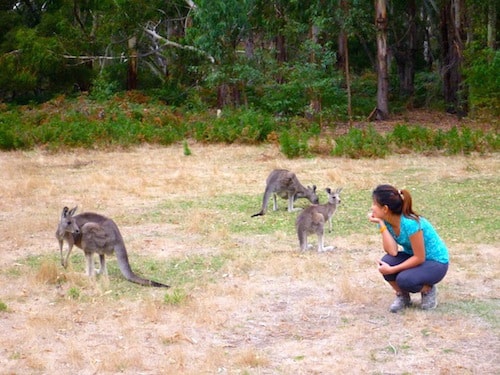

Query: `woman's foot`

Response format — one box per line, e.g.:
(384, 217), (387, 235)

(390, 292), (411, 313)
(421, 285), (438, 310)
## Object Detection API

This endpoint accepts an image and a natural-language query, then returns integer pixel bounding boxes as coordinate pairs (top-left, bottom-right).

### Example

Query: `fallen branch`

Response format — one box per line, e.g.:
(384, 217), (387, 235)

(143, 28), (215, 64)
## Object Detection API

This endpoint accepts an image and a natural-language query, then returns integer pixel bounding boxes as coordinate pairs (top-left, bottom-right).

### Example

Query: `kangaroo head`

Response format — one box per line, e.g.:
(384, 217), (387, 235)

(306, 185), (319, 204)
(326, 187), (342, 205)
(57, 206), (81, 236)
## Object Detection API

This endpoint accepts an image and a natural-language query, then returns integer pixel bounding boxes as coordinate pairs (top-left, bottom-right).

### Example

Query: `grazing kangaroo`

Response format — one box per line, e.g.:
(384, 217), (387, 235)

(56, 206), (169, 287)
(251, 169), (319, 217)
(296, 187), (342, 252)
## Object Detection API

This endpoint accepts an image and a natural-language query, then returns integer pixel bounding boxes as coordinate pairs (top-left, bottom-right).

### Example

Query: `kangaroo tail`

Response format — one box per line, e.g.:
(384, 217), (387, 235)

(297, 227), (307, 251)
(251, 210), (264, 218)
(124, 268), (171, 288)
(145, 279), (170, 288)
(116, 246), (170, 288)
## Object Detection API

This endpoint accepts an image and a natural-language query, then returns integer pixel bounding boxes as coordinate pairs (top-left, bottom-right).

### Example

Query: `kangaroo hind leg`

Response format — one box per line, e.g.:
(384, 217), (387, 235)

(85, 252), (95, 277)
(317, 232), (334, 252)
(287, 194), (295, 212)
(97, 254), (108, 276)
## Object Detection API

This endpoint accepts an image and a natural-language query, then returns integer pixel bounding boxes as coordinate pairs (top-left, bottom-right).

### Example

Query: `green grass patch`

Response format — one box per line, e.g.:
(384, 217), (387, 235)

(6, 249), (228, 300)
(163, 288), (188, 305)
(441, 299), (500, 328)
(412, 178), (499, 244)
(158, 176), (497, 245)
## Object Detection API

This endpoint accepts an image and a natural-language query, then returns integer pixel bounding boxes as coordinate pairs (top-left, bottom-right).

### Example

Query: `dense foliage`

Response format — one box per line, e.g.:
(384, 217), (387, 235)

(0, 1), (498, 114)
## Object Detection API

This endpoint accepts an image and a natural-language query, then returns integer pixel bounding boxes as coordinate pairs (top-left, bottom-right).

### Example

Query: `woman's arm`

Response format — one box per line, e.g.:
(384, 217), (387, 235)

(367, 213), (399, 256)
(379, 224), (399, 256)
(379, 230), (426, 275)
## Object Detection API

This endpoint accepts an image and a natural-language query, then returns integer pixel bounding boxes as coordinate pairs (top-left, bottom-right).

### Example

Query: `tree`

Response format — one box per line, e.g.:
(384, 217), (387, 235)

(375, 0), (389, 120)
(440, 0), (467, 114)
(337, 0), (352, 123)
(188, 0), (253, 107)
(392, 0), (418, 102)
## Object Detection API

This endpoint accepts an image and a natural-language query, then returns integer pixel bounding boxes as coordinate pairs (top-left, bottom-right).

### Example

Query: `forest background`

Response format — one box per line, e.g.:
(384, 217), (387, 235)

(0, 0), (499, 153)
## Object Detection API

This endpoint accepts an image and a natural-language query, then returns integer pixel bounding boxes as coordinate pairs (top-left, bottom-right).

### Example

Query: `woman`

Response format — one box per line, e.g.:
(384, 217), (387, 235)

(368, 184), (449, 312)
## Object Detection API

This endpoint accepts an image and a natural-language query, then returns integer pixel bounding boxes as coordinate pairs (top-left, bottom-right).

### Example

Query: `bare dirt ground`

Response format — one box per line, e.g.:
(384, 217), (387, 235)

(0, 134), (499, 374)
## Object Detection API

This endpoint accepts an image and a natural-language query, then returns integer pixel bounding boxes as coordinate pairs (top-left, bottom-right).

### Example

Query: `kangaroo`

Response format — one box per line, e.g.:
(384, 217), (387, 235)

(251, 169), (319, 217)
(56, 206), (169, 287)
(296, 187), (342, 252)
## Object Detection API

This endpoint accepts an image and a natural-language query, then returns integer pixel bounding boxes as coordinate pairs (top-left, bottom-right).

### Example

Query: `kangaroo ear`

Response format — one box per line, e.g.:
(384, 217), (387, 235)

(336, 188), (343, 194)
(62, 207), (69, 218)
(325, 187), (332, 194)
(68, 206), (78, 216)
(313, 185), (317, 192)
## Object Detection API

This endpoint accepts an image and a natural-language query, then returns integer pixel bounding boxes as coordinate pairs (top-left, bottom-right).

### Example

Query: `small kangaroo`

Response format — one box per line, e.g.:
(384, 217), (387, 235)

(296, 187), (342, 252)
(56, 206), (169, 287)
(251, 169), (319, 217)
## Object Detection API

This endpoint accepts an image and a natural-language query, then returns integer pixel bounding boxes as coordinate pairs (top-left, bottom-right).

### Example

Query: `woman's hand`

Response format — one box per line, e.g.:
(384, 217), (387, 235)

(367, 211), (383, 225)
(376, 260), (394, 275)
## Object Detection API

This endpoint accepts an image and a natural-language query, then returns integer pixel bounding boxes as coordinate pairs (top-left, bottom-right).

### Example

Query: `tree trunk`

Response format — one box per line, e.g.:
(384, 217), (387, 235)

(375, 0), (389, 120)
(127, 36), (138, 90)
(274, 4), (287, 84)
(337, 30), (347, 71)
(422, 4), (434, 70)
(440, 0), (466, 114)
(394, 0), (416, 104)
(308, 24), (321, 116)
(488, 2), (497, 49)
(275, 34), (286, 84)
(338, 0), (352, 123)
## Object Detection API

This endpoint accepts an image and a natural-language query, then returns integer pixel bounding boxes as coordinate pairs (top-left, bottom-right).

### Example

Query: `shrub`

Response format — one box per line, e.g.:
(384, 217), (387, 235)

(193, 109), (276, 144)
(331, 125), (389, 158)
(388, 124), (435, 152)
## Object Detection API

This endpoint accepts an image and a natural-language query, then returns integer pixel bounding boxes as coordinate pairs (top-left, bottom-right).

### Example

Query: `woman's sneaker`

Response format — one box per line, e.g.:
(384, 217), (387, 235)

(389, 292), (411, 313)
(421, 285), (438, 310)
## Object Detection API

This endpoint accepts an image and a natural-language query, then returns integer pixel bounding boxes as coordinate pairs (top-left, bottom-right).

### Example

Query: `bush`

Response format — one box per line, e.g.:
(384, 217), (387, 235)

(331, 125), (389, 158)
(388, 124), (436, 152)
(193, 109), (276, 144)
(279, 129), (310, 158)
(464, 47), (500, 118)
(0, 96), (497, 156)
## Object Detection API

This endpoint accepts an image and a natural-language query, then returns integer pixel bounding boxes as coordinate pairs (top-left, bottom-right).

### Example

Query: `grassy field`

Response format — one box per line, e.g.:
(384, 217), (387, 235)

(0, 143), (498, 374)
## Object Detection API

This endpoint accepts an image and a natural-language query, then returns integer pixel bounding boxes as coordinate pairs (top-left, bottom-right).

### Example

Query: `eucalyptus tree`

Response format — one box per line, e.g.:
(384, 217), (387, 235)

(0, 0), (207, 100)
(375, 0), (389, 120)
(187, 0), (254, 107)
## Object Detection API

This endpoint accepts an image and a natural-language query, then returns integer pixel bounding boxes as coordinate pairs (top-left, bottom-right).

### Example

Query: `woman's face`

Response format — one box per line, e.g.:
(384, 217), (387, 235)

(370, 199), (387, 220)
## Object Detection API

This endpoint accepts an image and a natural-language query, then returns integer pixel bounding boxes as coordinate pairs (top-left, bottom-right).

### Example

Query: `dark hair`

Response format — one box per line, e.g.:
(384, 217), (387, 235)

(372, 184), (419, 219)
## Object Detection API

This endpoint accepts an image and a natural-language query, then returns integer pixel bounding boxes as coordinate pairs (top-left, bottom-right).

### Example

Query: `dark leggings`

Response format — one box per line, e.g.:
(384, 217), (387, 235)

(382, 252), (449, 293)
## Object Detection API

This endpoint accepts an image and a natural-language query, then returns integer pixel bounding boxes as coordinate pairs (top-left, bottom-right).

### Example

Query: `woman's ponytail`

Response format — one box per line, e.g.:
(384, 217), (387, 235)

(373, 185), (419, 220)
(400, 189), (419, 219)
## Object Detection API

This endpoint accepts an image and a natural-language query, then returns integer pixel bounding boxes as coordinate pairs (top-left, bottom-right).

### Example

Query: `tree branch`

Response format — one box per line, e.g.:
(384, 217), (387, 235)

(143, 28), (214, 63)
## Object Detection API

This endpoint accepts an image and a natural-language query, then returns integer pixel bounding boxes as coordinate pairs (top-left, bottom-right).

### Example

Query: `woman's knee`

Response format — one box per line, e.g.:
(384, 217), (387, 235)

(381, 252), (411, 266)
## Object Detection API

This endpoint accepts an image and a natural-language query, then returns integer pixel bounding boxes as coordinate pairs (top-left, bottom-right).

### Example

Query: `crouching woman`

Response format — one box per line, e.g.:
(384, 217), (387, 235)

(368, 184), (449, 313)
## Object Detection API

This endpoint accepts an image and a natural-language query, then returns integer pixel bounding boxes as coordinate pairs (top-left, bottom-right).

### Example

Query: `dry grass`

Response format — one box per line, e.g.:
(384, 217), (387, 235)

(0, 143), (498, 374)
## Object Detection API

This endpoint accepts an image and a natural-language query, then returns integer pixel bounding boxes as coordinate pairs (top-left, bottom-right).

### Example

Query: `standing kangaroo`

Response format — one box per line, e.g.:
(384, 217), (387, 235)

(251, 169), (319, 217)
(56, 206), (169, 287)
(296, 187), (342, 252)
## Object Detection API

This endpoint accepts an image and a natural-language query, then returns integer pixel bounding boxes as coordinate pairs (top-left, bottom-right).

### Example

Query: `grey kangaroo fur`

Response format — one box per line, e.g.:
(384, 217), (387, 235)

(56, 206), (169, 287)
(296, 187), (342, 252)
(251, 169), (319, 217)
